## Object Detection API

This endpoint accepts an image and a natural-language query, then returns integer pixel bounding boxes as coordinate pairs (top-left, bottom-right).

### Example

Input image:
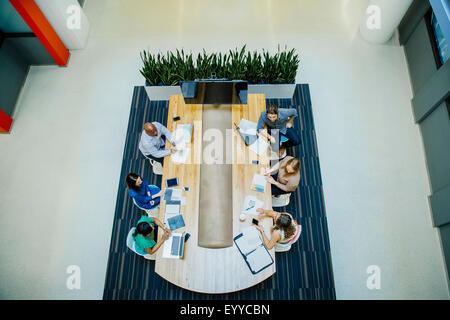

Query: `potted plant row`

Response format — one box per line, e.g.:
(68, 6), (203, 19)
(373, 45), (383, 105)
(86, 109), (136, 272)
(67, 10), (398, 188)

(140, 45), (300, 99)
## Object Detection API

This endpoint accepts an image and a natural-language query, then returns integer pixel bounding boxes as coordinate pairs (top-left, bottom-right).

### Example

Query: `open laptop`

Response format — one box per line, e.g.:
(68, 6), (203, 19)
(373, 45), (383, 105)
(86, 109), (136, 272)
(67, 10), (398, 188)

(163, 232), (186, 259)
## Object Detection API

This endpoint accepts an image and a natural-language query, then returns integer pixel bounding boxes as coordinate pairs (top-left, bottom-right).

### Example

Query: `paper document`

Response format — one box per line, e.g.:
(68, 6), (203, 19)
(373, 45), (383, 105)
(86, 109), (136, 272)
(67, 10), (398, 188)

(175, 123), (193, 144)
(172, 147), (190, 163)
(251, 174), (266, 193)
(242, 195), (264, 216)
(166, 204), (180, 214)
(249, 137), (269, 156)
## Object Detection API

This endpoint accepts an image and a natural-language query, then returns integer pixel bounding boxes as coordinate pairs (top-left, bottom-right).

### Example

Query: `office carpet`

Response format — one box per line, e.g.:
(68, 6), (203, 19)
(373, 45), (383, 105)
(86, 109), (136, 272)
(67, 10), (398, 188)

(103, 85), (336, 300)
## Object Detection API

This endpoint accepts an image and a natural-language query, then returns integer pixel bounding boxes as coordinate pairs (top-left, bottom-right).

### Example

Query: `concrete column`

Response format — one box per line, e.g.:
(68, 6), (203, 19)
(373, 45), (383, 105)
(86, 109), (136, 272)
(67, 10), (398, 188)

(35, 0), (90, 50)
(360, 0), (413, 44)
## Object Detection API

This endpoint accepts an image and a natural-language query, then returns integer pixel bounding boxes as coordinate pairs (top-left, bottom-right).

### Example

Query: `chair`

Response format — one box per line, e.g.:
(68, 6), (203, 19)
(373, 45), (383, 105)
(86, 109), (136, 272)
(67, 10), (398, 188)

(132, 198), (160, 218)
(274, 220), (302, 252)
(126, 228), (156, 260)
(143, 154), (163, 175)
(272, 193), (291, 207)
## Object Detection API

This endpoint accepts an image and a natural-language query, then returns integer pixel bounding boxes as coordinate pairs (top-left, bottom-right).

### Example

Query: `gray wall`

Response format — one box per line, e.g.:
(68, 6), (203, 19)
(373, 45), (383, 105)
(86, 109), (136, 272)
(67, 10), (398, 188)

(399, 0), (450, 288)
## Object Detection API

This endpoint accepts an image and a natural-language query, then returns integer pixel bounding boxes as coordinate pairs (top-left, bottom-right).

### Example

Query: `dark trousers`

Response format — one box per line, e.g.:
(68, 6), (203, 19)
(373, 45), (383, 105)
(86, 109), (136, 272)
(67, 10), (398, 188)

(269, 127), (301, 152)
(270, 172), (290, 196)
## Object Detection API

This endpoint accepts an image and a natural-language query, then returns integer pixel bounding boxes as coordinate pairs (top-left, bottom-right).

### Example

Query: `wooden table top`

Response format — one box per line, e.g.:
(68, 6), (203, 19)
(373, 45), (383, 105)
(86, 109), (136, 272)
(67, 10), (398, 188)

(154, 94), (275, 294)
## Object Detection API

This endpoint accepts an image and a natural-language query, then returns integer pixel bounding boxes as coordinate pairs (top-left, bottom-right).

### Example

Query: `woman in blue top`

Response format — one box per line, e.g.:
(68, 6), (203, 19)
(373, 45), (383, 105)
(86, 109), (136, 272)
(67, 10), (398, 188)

(126, 173), (163, 210)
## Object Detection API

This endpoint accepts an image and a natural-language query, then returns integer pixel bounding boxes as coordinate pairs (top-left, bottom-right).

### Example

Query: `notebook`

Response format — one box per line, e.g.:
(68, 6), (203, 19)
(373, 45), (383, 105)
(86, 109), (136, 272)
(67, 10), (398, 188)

(167, 214), (185, 231)
(234, 226), (274, 274)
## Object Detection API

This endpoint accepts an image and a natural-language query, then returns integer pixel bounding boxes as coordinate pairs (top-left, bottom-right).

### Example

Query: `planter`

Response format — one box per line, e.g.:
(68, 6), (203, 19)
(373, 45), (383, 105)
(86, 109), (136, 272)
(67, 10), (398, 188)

(145, 84), (182, 101)
(248, 83), (296, 99)
(144, 82), (297, 101)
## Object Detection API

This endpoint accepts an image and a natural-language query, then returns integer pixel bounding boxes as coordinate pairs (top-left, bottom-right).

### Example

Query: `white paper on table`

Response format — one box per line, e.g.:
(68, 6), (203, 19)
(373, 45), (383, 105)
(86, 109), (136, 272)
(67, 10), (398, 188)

(175, 124), (193, 144)
(171, 147), (190, 163)
(249, 137), (269, 156)
(242, 195), (264, 216)
(165, 204), (180, 214)
(170, 188), (183, 201)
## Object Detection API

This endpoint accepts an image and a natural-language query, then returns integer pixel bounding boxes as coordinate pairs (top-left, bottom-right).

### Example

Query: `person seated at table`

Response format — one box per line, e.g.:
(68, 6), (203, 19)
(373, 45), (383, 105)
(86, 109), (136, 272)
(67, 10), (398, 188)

(126, 173), (163, 210)
(254, 208), (297, 250)
(139, 121), (177, 161)
(134, 215), (171, 255)
(264, 156), (300, 196)
(257, 104), (301, 157)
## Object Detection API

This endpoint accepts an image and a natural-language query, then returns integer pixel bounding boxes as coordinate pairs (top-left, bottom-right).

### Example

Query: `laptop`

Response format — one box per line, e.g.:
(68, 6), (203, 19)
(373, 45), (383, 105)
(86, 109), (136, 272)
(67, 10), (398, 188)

(234, 122), (258, 146)
(163, 232), (186, 259)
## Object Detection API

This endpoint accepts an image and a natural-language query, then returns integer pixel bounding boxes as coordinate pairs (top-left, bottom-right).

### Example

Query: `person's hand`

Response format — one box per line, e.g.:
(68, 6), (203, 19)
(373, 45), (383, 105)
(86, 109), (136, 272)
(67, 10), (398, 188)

(150, 200), (155, 206)
(255, 223), (263, 233)
(286, 122), (293, 129)
(170, 147), (177, 154)
(269, 136), (276, 144)
(164, 228), (171, 236)
(264, 168), (271, 176)
(266, 176), (276, 184)
(256, 208), (265, 217)
(162, 232), (169, 240)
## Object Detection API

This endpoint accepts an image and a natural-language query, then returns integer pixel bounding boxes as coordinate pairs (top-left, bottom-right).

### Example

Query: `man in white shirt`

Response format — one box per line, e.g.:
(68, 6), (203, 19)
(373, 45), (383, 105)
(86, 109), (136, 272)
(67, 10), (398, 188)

(139, 122), (177, 159)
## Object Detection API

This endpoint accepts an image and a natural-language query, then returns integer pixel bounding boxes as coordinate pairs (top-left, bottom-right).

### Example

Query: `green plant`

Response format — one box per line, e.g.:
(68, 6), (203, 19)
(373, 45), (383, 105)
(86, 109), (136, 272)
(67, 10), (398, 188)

(245, 50), (262, 84)
(139, 45), (299, 85)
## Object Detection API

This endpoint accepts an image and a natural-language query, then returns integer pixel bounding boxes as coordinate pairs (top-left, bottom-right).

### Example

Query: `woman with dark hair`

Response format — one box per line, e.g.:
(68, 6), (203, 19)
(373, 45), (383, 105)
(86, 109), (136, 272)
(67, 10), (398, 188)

(133, 215), (171, 254)
(264, 156), (301, 195)
(126, 173), (163, 210)
(254, 208), (297, 250)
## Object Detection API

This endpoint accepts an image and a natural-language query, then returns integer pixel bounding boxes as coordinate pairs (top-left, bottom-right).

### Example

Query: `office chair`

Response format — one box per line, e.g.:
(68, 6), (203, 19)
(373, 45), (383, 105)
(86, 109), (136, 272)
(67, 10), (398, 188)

(132, 197), (160, 218)
(126, 227), (156, 260)
(272, 193), (291, 207)
(274, 221), (302, 253)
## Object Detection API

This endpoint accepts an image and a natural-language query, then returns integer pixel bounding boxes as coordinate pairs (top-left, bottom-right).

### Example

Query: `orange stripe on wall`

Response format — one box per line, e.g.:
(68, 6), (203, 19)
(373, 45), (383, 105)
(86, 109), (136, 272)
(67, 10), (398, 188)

(9, 0), (70, 66)
(0, 110), (13, 133)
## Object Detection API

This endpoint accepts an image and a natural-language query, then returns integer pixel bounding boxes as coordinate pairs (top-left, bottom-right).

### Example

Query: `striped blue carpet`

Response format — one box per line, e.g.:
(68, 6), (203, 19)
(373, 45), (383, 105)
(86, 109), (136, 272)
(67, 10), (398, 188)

(103, 85), (335, 300)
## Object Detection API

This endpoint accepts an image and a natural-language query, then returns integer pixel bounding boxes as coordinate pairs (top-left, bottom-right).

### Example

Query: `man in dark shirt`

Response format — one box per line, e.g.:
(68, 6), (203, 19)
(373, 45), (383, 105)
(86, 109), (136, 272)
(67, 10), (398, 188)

(257, 105), (301, 156)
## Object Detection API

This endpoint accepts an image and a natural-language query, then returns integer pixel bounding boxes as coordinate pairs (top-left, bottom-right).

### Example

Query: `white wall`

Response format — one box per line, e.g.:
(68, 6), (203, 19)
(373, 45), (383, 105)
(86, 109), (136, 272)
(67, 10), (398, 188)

(35, 0), (90, 50)
(0, 0), (448, 300)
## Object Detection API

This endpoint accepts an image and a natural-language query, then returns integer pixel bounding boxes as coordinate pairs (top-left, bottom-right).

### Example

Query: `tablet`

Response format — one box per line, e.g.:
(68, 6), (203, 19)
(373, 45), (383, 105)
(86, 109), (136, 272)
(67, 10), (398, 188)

(166, 178), (179, 188)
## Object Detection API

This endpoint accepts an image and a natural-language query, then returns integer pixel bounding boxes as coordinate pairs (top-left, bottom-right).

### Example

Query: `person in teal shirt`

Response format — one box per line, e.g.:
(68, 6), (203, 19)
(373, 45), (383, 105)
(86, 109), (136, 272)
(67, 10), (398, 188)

(133, 215), (171, 255)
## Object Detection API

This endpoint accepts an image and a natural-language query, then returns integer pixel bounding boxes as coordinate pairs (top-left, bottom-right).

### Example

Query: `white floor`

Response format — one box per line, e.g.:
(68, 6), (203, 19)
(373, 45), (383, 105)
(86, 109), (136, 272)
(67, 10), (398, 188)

(0, 0), (448, 299)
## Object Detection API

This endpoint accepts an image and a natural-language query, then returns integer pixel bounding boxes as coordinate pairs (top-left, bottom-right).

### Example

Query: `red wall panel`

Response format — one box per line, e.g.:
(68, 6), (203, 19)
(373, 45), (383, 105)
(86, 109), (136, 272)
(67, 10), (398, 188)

(9, 0), (70, 66)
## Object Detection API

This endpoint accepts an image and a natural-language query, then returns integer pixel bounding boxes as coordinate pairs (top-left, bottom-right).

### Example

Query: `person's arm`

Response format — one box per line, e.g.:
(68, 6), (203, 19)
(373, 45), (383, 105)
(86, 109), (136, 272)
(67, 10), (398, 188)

(283, 108), (297, 129)
(255, 224), (280, 250)
(264, 162), (281, 175)
(152, 217), (171, 235)
(157, 122), (174, 145)
(145, 231), (169, 255)
(256, 208), (278, 219)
